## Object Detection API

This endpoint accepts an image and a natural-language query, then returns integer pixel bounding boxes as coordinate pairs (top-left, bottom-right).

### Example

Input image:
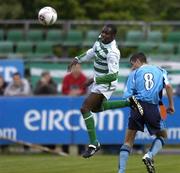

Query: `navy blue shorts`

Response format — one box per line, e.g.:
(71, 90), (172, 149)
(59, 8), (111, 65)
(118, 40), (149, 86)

(128, 101), (165, 135)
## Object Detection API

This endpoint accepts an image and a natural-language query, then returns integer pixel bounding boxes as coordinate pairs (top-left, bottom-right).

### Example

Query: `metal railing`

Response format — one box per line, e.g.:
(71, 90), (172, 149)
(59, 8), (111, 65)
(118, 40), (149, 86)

(0, 20), (180, 33)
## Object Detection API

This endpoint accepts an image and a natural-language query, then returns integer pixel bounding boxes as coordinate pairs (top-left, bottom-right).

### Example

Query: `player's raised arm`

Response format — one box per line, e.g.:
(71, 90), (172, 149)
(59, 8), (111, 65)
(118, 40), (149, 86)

(68, 48), (95, 71)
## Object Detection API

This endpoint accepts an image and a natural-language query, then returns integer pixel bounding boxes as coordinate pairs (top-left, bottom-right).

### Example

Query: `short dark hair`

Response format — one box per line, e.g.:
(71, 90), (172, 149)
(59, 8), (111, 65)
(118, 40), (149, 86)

(41, 71), (50, 77)
(13, 72), (21, 77)
(130, 52), (147, 63)
(105, 24), (117, 35)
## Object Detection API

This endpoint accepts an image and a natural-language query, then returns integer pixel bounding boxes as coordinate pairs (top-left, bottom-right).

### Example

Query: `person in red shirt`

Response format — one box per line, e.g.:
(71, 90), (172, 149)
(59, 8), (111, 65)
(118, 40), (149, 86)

(62, 63), (87, 96)
(61, 63), (87, 154)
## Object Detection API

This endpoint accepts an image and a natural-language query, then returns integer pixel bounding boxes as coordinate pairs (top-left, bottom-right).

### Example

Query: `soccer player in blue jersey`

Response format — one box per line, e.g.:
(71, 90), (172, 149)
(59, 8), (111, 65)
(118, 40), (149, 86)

(118, 52), (175, 173)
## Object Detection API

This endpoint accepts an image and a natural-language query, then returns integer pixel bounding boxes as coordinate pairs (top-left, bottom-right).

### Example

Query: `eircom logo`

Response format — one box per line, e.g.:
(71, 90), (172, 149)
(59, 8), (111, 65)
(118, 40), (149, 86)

(24, 109), (124, 131)
(0, 128), (17, 139)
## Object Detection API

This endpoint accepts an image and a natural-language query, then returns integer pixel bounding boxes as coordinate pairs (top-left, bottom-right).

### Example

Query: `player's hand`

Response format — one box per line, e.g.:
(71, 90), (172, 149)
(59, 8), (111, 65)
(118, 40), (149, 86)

(166, 106), (175, 114)
(67, 58), (79, 72)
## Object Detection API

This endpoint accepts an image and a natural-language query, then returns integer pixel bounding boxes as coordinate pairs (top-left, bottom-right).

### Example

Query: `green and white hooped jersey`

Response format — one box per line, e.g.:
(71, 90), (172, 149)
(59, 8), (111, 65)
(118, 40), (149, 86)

(76, 40), (120, 79)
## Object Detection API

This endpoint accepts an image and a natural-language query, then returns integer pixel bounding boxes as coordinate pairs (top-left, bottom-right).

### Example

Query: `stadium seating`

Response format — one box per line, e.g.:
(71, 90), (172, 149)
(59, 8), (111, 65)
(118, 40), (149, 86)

(147, 31), (163, 43)
(0, 30), (4, 41)
(83, 30), (99, 47)
(23, 41), (56, 59)
(46, 29), (64, 43)
(16, 41), (34, 55)
(63, 30), (83, 47)
(0, 41), (14, 54)
(125, 30), (145, 46)
(6, 29), (24, 42)
(0, 26), (179, 60)
(138, 42), (157, 54)
(35, 41), (54, 54)
(167, 31), (180, 44)
(157, 43), (174, 54)
(26, 29), (44, 42)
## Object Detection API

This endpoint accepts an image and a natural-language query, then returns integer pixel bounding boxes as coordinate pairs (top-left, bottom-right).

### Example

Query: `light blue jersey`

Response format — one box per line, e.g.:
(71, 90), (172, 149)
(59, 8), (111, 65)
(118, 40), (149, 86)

(123, 64), (169, 104)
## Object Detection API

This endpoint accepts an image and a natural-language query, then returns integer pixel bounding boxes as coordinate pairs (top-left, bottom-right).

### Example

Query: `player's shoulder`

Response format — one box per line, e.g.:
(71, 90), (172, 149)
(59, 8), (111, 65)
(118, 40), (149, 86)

(151, 65), (167, 74)
(107, 41), (120, 57)
(108, 49), (120, 57)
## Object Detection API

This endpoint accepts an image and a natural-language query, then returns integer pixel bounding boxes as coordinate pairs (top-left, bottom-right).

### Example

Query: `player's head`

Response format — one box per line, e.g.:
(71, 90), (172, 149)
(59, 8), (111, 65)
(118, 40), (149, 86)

(100, 24), (117, 44)
(130, 52), (147, 70)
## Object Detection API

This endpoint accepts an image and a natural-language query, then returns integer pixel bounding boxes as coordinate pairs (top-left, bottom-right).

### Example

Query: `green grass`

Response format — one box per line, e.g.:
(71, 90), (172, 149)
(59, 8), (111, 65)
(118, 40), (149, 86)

(0, 154), (180, 173)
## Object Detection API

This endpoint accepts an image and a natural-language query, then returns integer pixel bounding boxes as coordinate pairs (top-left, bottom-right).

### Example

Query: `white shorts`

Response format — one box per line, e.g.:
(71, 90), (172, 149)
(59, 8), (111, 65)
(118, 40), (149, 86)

(90, 81), (117, 100)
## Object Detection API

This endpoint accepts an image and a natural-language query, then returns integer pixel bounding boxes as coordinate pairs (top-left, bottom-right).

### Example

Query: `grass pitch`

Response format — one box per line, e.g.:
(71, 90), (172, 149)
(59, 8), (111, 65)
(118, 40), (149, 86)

(0, 154), (180, 173)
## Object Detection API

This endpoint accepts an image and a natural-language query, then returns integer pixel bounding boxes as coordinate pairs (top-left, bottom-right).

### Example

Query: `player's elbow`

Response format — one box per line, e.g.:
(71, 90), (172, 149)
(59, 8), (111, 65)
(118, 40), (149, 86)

(109, 72), (118, 82)
(165, 84), (172, 89)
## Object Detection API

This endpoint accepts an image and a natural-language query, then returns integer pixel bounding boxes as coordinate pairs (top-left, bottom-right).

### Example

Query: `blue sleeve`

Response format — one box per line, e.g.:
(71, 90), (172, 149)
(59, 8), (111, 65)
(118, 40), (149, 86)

(162, 69), (170, 85)
(123, 70), (136, 99)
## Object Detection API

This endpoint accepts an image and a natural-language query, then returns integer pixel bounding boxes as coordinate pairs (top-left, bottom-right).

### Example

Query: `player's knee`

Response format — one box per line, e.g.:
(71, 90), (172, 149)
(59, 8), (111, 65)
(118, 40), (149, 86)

(80, 106), (89, 114)
(156, 130), (167, 139)
(91, 108), (101, 113)
(120, 144), (132, 153)
(162, 132), (167, 139)
(80, 107), (85, 114)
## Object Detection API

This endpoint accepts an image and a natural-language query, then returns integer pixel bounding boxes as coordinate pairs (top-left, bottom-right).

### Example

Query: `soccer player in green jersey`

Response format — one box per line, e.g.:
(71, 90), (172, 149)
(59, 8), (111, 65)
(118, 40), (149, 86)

(69, 24), (142, 158)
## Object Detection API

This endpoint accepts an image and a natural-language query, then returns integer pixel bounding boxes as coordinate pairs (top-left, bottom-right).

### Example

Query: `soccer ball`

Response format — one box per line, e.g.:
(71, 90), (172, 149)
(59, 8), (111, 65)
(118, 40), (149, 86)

(38, 6), (57, 25)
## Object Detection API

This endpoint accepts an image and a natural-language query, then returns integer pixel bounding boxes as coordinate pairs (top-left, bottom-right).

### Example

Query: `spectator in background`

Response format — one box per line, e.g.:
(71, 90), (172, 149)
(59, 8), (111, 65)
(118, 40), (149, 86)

(4, 72), (32, 96)
(61, 63), (87, 155)
(0, 75), (8, 152)
(34, 71), (57, 95)
(62, 63), (87, 96)
(34, 71), (57, 150)
(0, 76), (7, 95)
(3, 72), (31, 152)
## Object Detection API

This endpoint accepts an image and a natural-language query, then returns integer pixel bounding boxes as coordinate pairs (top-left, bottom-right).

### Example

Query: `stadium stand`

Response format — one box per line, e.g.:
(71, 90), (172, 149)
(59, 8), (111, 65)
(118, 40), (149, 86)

(26, 29), (44, 42)
(0, 30), (4, 41)
(176, 44), (180, 54)
(16, 41), (34, 55)
(138, 42), (157, 54)
(166, 31), (180, 44)
(6, 29), (24, 42)
(157, 43), (175, 54)
(124, 30), (145, 46)
(0, 41), (14, 55)
(83, 30), (99, 47)
(147, 31), (163, 43)
(35, 41), (54, 55)
(0, 21), (179, 85)
(46, 29), (64, 43)
(63, 30), (83, 47)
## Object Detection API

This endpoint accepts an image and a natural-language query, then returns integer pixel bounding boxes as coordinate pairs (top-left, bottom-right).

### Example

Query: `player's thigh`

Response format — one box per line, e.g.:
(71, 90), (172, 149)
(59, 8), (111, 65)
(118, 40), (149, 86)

(143, 102), (162, 135)
(81, 92), (105, 113)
